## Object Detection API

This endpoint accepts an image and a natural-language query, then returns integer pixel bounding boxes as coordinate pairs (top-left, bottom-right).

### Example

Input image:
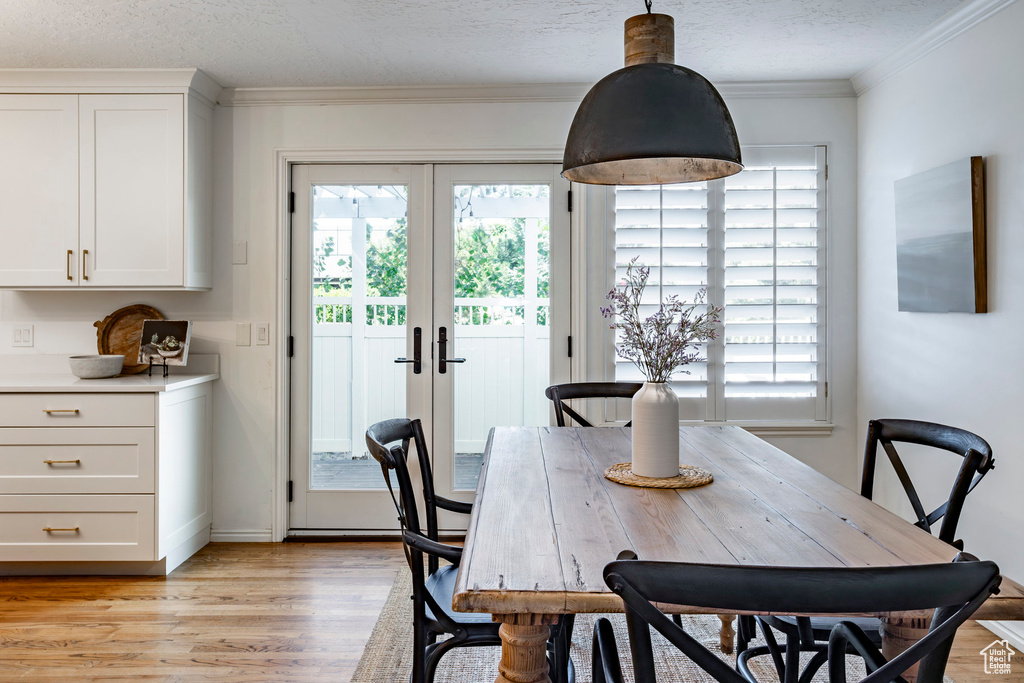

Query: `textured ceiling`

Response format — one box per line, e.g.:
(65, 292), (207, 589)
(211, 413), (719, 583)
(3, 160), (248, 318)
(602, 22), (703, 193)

(0, 0), (966, 88)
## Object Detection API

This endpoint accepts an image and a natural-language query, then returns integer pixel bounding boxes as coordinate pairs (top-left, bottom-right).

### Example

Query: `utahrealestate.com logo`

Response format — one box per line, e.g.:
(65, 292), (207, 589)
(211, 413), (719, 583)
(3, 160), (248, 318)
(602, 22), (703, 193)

(980, 640), (1015, 675)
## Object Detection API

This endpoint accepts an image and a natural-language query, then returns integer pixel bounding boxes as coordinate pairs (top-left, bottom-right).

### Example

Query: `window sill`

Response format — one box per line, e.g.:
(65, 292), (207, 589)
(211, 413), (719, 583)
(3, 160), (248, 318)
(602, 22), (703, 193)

(598, 421), (835, 438)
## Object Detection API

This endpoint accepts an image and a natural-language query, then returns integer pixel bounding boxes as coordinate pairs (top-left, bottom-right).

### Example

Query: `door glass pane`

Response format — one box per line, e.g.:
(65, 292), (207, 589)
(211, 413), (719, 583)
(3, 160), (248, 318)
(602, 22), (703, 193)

(310, 184), (407, 490)
(451, 184), (551, 490)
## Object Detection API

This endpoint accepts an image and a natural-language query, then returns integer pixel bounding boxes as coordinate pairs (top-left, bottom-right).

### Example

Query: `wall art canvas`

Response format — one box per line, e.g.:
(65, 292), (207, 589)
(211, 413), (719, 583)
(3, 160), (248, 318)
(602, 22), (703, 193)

(138, 320), (192, 366)
(894, 156), (986, 313)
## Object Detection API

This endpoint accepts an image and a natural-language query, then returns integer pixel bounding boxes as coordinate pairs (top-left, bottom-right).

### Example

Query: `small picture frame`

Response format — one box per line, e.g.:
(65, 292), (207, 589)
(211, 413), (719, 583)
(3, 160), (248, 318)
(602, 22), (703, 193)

(138, 320), (192, 366)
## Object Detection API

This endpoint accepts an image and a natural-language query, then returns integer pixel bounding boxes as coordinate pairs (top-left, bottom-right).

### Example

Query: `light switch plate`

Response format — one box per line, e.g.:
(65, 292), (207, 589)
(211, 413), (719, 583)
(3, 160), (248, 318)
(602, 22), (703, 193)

(235, 322), (251, 346)
(255, 323), (270, 345)
(12, 324), (33, 347)
(232, 240), (248, 265)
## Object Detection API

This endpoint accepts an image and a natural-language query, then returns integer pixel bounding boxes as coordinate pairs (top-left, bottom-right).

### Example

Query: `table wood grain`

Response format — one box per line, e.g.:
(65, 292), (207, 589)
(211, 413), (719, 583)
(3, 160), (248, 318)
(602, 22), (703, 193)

(454, 426), (1023, 619)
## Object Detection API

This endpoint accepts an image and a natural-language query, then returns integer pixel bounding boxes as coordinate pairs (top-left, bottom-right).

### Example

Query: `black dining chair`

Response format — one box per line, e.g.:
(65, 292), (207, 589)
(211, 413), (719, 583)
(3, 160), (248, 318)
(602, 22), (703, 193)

(592, 553), (1001, 683)
(545, 382), (644, 427)
(859, 419), (994, 548)
(365, 418), (573, 683)
(736, 418), (996, 682)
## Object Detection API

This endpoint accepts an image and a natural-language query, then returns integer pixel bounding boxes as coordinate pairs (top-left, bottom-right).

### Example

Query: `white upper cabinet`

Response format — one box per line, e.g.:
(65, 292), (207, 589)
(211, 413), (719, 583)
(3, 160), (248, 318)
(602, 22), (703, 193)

(0, 95), (80, 286)
(0, 70), (218, 290)
(80, 94), (186, 288)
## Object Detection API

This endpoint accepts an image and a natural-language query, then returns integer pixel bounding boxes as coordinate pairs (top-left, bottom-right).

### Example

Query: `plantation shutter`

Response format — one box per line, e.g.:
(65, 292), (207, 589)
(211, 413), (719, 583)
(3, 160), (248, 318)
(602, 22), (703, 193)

(613, 183), (711, 420)
(720, 146), (827, 420)
(609, 145), (827, 423)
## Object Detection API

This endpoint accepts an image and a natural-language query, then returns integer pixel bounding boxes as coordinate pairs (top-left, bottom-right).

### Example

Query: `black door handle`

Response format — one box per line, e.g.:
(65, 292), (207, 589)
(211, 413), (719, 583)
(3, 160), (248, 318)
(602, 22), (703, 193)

(437, 326), (465, 374)
(394, 327), (422, 374)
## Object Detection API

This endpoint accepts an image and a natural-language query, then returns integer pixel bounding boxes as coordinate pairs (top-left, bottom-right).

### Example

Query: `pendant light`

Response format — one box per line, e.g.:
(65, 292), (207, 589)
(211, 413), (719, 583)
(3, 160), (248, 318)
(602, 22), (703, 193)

(562, 1), (742, 185)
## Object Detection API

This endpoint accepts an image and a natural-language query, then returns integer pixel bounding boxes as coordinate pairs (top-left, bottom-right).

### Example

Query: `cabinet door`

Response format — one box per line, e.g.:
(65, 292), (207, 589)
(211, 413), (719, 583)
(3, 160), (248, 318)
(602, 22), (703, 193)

(80, 94), (185, 287)
(0, 95), (79, 286)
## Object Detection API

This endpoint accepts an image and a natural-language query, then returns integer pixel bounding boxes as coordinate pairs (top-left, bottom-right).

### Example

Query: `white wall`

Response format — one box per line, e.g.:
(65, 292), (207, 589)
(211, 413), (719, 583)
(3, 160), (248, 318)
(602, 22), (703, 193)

(858, 1), (1024, 581)
(0, 89), (858, 540)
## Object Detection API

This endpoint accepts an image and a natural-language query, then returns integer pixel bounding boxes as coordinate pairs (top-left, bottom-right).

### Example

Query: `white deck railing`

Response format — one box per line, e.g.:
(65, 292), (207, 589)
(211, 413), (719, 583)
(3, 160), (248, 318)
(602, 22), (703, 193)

(311, 296), (550, 456)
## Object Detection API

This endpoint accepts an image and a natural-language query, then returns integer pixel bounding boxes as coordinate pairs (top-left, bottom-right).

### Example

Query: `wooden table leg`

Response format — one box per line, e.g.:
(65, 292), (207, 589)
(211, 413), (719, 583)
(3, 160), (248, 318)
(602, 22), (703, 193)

(718, 614), (736, 654)
(494, 613), (558, 683)
(880, 614), (931, 683)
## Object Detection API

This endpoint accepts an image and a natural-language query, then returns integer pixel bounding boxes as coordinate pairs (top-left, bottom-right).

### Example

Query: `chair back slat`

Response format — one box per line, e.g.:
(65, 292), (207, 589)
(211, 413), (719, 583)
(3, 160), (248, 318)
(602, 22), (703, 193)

(545, 382), (644, 427)
(880, 440), (932, 532)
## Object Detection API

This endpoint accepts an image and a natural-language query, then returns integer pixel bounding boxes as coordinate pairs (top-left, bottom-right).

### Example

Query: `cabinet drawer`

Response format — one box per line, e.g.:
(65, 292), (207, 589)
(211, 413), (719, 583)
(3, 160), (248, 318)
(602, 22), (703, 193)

(0, 495), (155, 562)
(0, 428), (154, 494)
(0, 393), (154, 427)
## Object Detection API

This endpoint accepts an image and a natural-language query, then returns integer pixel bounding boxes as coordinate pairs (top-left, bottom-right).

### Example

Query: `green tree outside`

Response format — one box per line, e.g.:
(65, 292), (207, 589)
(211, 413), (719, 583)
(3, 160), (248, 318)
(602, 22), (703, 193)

(313, 214), (550, 325)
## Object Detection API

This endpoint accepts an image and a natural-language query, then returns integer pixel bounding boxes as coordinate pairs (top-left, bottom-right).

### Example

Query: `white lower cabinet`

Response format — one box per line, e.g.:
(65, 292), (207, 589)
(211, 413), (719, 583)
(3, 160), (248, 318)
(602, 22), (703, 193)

(0, 495), (156, 562)
(0, 381), (213, 574)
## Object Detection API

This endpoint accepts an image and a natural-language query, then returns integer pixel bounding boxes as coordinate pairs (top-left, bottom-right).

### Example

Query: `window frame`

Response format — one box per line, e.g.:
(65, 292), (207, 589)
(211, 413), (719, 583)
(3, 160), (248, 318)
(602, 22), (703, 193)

(574, 145), (832, 434)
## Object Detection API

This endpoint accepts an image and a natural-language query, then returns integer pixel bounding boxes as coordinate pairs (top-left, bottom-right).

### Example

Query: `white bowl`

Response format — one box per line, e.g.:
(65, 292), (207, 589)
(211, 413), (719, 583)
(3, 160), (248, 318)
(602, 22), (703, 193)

(69, 355), (124, 379)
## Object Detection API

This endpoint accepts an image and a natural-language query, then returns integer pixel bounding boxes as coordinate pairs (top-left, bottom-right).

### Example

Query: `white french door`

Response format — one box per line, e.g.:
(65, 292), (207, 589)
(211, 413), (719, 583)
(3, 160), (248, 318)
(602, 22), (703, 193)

(289, 163), (569, 532)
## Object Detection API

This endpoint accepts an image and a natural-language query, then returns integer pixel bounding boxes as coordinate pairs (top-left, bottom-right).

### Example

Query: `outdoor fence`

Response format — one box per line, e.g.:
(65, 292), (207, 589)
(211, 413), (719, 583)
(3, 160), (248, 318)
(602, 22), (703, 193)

(311, 295), (550, 457)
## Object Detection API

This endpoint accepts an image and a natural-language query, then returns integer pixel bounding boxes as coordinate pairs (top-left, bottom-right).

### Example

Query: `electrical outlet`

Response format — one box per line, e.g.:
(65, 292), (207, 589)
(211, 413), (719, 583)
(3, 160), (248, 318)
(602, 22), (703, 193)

(12, 324), (33, 347)
(235, 323), (251, 346)
(232, 240), (248, 265)
(255, 323), (270, 345)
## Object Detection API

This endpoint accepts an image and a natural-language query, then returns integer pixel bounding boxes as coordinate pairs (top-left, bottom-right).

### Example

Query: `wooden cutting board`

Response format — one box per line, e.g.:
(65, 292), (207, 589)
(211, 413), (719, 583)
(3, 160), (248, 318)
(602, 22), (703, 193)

(94, 305), (165, 375)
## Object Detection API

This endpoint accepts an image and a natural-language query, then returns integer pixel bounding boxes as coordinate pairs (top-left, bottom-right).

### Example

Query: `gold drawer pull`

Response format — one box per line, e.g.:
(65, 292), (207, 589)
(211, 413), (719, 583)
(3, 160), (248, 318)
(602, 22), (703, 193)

(43, 459), (81, 465)
(43, 527), (80, 533)
(42, 409), (80, 414)
(66, 250), (73, 281)
(82, 249), (89, 281)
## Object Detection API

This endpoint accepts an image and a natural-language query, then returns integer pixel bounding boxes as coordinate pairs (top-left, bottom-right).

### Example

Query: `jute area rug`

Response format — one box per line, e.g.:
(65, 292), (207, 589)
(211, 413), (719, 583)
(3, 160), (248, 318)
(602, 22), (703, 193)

(352, 570), (954, 683)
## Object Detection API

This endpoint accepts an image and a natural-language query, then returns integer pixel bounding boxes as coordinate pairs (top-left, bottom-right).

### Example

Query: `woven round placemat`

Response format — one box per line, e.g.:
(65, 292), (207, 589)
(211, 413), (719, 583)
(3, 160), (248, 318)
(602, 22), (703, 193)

(604, 462), (713, 489)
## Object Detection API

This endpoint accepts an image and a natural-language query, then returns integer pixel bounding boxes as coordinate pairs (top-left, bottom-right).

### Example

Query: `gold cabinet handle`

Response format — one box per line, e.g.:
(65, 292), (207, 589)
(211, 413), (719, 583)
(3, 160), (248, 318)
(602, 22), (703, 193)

(42, 409), (79, 414)
(43, 459), (81, 465)
(82, 249), (89, 281)
(67, 250), (73, 281)
(43, 527), (80, 533)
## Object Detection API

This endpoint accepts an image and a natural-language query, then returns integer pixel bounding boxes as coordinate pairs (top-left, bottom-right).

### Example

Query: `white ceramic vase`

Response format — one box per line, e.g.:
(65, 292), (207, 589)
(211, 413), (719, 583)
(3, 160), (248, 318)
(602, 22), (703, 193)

(630, 381), (680, 478)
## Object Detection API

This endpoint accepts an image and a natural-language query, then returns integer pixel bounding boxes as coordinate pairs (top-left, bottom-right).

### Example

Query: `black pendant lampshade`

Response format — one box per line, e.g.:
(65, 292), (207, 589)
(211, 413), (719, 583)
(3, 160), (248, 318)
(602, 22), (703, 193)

(562, 11), (742, 185)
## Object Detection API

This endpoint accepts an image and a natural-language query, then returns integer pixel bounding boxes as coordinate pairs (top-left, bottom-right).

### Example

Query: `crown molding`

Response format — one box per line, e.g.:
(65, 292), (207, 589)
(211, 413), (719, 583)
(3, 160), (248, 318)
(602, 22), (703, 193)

(718, 80), (855, 99)
(277, 146), (566, 164)
(852, 0), (1019, 95)
(220, 79), (854, 107)
(221, 83), (591, 107)
(0, 68), (222, 106)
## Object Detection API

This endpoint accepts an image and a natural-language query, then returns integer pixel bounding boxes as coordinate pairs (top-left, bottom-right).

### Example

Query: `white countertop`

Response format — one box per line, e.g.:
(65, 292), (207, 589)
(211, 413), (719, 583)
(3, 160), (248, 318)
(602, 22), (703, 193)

(0, 372), (219, 393)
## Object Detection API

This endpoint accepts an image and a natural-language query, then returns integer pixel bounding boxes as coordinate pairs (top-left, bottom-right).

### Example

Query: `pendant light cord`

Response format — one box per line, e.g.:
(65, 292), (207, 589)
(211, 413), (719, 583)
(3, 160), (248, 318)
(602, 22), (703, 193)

(644, 0), (652, 12)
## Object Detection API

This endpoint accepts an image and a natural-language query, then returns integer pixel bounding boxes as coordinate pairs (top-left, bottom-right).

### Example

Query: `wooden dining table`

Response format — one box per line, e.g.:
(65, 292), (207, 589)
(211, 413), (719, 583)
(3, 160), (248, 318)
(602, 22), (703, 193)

(452, 425), (1024, 683)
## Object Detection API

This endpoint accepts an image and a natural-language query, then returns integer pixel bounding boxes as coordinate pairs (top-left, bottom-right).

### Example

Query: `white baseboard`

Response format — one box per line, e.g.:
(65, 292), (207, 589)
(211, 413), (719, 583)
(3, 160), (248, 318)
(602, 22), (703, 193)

(210, 529), (274, 542)
(164, 526), (211, 574)
(286, 528), (402, 538)
(0, 559), (170, 576)
(979, 620), (1024, 650)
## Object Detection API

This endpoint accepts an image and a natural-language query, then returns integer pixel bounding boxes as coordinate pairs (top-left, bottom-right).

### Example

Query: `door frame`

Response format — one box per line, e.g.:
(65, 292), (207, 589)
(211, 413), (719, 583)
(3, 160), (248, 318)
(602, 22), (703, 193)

(273, 147), (568, 540)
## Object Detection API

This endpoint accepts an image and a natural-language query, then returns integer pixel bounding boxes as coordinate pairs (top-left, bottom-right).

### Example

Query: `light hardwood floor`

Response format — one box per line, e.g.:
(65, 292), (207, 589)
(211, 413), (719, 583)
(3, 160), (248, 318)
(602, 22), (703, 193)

(0, 542), (1018, 682)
